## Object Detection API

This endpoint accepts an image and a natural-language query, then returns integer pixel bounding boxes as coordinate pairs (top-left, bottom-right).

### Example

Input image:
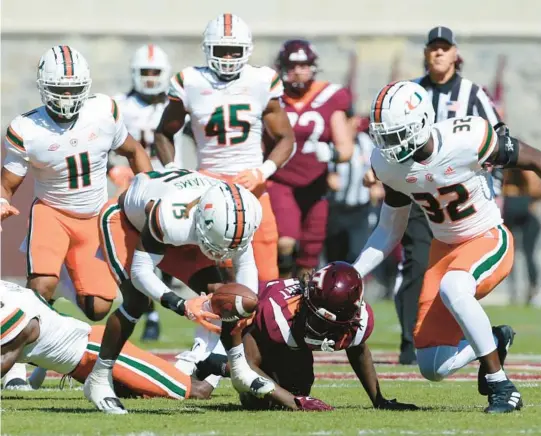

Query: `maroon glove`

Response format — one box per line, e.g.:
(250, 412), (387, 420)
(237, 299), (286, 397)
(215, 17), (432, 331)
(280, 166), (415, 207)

(294, 396), (334, 411)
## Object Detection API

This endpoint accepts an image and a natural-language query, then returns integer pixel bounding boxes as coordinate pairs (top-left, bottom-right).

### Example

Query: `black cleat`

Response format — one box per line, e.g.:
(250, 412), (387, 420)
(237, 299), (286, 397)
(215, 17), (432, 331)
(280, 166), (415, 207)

(478, 325), (515, 395)
(141, 319), (160, 341)
(399, 342), (417, 365)
(484, 379), (523, 414)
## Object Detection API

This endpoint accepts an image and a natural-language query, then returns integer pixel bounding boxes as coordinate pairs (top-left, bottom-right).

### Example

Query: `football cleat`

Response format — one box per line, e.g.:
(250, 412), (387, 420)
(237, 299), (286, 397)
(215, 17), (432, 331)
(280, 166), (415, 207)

(141, 319), (160, 341)
(230, 366), (275, 398)
(83, 371), (127, 414)
(3, 378), (32, 391)
(484, 379), (523, 414)
(478, 325), (515, 395)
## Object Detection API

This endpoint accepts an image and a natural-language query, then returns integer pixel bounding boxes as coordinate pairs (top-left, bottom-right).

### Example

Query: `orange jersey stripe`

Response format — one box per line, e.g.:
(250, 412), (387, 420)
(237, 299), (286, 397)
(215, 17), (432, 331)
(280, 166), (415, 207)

(226, 183), (245, 249)
(373, 82), (396, 123)
(61, 46), (73, 76)
(224, 13), (232, 37)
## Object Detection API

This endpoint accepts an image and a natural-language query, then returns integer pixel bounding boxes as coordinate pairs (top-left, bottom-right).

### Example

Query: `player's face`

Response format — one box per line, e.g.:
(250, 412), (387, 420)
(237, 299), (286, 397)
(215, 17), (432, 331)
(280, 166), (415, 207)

(287, 64), (314, 85)
(424, 41), (457, 76)
(139, 68), (162, 90)
(47, 85), (86, 96)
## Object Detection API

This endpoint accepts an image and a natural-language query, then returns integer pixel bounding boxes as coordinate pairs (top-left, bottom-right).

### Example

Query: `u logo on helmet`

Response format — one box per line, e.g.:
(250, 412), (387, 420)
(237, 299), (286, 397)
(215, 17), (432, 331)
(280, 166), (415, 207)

(405, 92), (423, 113)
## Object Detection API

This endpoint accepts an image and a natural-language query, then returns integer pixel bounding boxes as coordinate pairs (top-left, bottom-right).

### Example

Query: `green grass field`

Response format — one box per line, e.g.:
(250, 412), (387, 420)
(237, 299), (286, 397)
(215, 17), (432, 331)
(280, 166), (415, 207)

(2, 300), (541, 436)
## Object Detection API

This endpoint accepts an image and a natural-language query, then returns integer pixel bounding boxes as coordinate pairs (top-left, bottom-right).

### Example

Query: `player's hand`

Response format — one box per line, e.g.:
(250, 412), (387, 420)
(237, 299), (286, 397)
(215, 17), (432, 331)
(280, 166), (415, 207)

(294, 396), (334, 411)
(184, 294), (222, 334)
(374, 398), (419, 411)
(233, 169), (264, 192)
(363, 169), (377, 187)
(0, 200), (20, 222)
(314, 142), (337, 163)
(231, 313), (255, 335)
(108, 166), (134, 190)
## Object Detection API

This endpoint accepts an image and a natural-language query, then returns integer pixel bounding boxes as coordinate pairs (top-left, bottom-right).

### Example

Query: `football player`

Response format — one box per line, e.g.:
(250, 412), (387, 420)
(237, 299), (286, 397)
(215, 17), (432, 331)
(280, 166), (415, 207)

(196, 262), (418, 411)
(267, 40), (354, 279)
(353, 80), (541, 413)
(154, 13), (295, 283)
(83, 169), (275, 414)
(112, 44), (174, 341)
(0, 280), (213, 401)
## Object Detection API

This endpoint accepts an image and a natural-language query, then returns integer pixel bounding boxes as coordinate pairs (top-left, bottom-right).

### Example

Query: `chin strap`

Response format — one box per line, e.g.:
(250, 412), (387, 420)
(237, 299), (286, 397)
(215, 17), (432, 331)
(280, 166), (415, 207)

(304, 337), (336, 352)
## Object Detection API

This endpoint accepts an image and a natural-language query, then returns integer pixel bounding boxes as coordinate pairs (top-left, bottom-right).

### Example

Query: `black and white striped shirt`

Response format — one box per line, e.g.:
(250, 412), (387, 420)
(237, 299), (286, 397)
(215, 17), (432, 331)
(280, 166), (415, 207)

(414, 73), (503, 194)
(328, 132), (374, 207)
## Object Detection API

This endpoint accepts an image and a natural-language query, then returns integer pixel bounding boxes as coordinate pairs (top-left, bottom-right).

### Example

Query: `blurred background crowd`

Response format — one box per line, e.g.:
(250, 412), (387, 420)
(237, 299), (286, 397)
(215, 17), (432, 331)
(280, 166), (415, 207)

(2, 0), (540, 361)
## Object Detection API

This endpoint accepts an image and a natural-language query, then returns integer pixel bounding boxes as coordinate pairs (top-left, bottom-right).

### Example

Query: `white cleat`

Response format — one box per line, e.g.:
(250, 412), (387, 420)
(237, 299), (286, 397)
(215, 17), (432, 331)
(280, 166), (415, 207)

(83, 371), (127, 415)
(231, 367), (275, 399)
(3, 378), (32, 391)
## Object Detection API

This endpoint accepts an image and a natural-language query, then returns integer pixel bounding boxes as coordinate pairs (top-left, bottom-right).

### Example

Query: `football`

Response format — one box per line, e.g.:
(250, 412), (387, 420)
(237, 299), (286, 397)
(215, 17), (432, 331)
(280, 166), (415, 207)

(211, 283), (258, 322)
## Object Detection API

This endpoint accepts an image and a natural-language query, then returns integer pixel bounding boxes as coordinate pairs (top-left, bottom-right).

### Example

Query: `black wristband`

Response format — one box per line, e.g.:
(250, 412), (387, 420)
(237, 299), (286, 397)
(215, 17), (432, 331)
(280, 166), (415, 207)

(331, 144), (340, 163)
(160, 291), (186, 316)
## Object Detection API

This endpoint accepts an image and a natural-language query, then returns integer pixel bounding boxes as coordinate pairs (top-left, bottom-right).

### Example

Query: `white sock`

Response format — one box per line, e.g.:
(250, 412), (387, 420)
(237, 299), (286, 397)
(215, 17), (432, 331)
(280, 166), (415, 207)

(486, 369), (507, 383)
(439, 270), (497, 357)
(90, 357), (115, 381)
(228, 344), (250, 373)
(204, 374), (222, 388)
(3, 363), (27, 386)
(147, 311), (159, 323)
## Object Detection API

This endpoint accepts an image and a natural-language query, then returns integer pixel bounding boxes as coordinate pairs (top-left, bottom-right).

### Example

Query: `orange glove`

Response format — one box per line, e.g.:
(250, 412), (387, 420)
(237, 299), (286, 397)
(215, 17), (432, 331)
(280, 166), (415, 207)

(184, 294), (222, 334)
(233, 169), (264, 192)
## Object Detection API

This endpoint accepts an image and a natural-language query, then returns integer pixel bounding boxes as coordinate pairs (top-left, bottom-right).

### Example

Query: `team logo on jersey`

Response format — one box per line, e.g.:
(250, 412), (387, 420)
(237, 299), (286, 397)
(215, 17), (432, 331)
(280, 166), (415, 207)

(444, 166), (455, 176)
(405, 92), (423, 112)
(406, 176), (417, 183)
(70, 138), (78, 147)
(425, 173), (434, 182)
(48, 143), (60, 151)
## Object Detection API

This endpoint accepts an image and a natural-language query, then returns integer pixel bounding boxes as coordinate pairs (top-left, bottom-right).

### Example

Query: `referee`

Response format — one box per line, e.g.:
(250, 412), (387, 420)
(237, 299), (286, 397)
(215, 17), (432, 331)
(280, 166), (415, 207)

(395, 26), (504, 364)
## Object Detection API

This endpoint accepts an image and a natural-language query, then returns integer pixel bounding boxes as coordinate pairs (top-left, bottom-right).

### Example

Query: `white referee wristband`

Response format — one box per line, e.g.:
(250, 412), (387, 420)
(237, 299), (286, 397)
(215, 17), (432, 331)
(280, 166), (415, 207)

(0, 198), (10, 206)
(258, 160), (278, 180)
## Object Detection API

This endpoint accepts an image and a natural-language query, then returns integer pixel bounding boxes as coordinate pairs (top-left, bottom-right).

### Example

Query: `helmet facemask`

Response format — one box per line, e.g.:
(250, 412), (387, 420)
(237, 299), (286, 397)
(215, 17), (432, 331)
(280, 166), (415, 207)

(132, 68), (169, 95)
(370, 114), (431, 163)
(204, 43), (252, 79)
(38, 80), (91, 119)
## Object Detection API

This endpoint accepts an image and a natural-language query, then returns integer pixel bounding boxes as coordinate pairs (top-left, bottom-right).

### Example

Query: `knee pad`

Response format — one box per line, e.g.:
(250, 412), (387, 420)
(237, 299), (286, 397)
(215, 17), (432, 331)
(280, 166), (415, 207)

(417, 346), (460, 382)
(439, 270), (476, 310)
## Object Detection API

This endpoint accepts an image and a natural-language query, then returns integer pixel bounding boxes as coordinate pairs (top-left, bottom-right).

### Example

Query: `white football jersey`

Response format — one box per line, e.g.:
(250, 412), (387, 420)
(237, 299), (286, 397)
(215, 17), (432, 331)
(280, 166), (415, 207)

(0, 280), (91, 374)
(167, 64), (283, 175)
(3, 94), (128, 217)
(123, 170), (220, 245)
(372, 116), (502, 244)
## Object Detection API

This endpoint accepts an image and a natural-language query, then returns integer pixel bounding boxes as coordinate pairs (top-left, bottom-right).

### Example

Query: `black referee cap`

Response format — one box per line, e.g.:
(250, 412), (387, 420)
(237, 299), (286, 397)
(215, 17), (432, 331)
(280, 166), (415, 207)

(426, 26), (457, 46)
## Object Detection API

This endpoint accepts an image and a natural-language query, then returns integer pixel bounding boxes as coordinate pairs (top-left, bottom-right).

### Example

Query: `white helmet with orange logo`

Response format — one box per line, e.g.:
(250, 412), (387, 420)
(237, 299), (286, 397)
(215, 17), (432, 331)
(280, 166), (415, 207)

(369, 81), (435, 163)
(202, 13), (253, 78)
(36, 46), (92, 119)
(194, 182), (262, 261)
(131, 44), (171, 95)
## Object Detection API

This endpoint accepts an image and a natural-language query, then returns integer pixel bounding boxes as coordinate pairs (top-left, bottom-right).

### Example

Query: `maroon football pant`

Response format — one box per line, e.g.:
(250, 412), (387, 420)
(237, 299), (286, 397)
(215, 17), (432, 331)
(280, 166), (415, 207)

(267, 180), (328, 268)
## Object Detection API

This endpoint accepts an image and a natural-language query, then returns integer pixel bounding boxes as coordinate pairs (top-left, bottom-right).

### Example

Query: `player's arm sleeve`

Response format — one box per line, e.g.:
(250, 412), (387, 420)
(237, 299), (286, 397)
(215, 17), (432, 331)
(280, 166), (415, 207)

(232, 243), (259, 294)
(353, 184), (411, 278)
(0, 302), (31, 347)
(167, 71), (189, 108)
(110, 98), (129, 150)
(472, 86), (502, 128)
(3, 122), (29, 177)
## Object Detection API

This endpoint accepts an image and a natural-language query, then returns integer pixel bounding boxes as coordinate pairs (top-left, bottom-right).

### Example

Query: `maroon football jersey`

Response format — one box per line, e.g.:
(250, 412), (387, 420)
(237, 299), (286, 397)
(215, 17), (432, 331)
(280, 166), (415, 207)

(270, 82), (352, 187)
(255, 278), (374, 351)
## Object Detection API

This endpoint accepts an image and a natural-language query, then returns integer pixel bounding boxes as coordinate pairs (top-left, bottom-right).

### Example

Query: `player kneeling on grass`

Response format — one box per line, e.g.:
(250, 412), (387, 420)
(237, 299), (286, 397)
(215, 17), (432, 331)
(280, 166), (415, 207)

(196, 262), (418, 411)
(0, 280), (215, 400)
(84, 171), (275, 414)
(353, 81), (541, 413)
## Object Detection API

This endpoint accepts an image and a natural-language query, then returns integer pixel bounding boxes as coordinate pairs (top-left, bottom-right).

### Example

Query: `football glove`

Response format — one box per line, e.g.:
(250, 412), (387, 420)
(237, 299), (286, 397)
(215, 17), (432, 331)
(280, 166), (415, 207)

(374, 398), (419, 411)
(294, 396), (334, 411)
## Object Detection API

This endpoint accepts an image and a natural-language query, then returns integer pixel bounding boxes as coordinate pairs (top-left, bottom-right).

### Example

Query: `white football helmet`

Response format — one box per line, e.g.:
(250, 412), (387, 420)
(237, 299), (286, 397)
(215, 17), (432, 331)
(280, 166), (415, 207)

(131, 44), (171, 95)
(202, 13), (253, 78)
(369, 81), (435, 163)
(194, 182), (262, 261)
(37, 46), (92, 119)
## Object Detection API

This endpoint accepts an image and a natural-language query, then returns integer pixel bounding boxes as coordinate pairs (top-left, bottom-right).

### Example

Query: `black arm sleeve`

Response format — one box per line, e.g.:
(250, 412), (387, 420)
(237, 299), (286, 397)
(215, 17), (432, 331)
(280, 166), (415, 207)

(490, 134), (520, 167)
(383, 183), (412, 207)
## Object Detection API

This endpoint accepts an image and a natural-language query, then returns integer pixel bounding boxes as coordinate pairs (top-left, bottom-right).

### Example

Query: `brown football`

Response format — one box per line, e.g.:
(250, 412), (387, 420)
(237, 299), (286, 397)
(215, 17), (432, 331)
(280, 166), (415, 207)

(211, 283), (258, 322)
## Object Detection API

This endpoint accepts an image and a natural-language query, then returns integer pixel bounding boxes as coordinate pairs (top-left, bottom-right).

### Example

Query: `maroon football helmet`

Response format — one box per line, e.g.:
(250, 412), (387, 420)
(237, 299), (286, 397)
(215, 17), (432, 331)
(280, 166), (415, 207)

(302, 262), (364, 351)
(275, 39), (318, 97)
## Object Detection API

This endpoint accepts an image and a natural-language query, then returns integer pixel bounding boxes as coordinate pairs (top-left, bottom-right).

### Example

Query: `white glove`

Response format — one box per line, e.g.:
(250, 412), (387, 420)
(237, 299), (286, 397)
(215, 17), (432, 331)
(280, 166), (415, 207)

(320, 338), (336, 353)
(164, 162), (180, 170)
(314, 142), (338, 163)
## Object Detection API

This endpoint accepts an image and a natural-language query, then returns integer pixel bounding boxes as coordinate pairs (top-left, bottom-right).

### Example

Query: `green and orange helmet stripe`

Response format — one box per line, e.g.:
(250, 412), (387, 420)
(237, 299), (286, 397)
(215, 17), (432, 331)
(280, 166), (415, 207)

(224, 183), (246, 249)
(372, 81), (398, 123)
(58, 45), (74, 76)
